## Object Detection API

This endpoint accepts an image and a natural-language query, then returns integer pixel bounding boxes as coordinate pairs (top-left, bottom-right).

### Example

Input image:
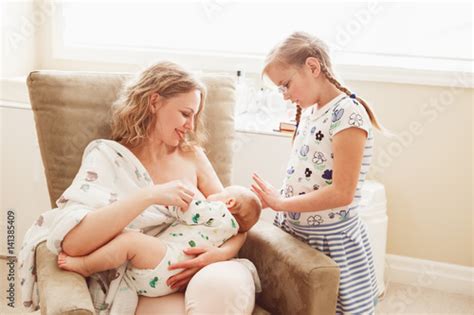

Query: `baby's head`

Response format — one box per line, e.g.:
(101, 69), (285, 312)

(207, 185), (262, 232)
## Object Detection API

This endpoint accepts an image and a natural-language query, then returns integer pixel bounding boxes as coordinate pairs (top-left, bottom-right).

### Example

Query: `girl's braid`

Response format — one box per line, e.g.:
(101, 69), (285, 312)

(292, 105), (302, 141)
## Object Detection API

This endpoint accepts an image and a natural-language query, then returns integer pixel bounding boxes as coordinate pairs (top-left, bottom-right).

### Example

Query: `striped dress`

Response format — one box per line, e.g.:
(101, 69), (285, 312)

(274, 94), (379, 314)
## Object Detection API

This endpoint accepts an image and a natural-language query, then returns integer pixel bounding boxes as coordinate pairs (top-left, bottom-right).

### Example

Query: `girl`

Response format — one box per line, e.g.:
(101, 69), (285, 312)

(251, 32), (383, 314)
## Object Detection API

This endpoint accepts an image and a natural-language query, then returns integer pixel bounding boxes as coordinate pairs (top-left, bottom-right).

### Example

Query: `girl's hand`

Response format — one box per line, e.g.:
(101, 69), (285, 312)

(146, 180), (195, 211)
(251, 173), (285, 211)
(166, 246), (226, 290)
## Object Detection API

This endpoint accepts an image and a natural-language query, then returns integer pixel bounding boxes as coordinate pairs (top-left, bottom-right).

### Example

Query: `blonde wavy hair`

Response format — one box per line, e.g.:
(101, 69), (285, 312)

(111, 61), (207, 151)
(263, 31), (387, 139)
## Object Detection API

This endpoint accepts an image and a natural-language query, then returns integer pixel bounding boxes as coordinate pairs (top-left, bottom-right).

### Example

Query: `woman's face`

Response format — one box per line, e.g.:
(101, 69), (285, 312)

(152, 89), (201, 147)
(265, 62), (319, 108)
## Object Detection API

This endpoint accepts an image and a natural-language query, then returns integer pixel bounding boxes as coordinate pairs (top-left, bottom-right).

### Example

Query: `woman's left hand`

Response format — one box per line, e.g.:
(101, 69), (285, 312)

(166, 246), (226, 290)
(251, 173), (285, 211)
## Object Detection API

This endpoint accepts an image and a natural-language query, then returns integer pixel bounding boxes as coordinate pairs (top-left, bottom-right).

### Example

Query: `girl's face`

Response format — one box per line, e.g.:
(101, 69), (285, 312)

(265, 62), (319, 108)
(151, 89), (201, 147)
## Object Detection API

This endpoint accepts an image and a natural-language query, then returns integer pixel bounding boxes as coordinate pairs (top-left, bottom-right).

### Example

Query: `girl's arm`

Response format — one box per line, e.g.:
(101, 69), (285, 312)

(252, 127), (367, 212)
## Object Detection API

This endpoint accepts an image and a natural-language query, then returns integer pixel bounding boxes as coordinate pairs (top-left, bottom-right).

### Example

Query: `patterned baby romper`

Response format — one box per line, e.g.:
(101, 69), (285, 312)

(124, 200), (239, 297)
(274, 94), (380, 314)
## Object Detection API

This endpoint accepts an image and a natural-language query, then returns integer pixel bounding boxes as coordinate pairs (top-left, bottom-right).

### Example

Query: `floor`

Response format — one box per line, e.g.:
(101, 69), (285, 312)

(1, 257), (473, 315)
(376, 282), (474, 314)
(3, 285), (474, 314)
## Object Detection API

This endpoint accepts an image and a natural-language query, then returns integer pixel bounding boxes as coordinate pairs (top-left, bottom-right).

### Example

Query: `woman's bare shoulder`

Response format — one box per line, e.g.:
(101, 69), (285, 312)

(179, 145), (209, 166)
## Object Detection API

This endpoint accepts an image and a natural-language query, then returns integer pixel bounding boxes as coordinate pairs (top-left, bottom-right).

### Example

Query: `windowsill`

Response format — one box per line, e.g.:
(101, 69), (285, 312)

(234, 110), (294, 138)
(0, 99), (31, 111)
(2, 49), (473, 108)
(332, 51), (473, 88)
(334, 50), (472, 75)
(50, 44), (474, 88)
(235, 126), (293, 138)
(0, 76), (30, 104)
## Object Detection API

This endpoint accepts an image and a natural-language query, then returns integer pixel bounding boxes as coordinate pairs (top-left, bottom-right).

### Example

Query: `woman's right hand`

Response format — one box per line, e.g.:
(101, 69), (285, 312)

(147, 180), (195, 210)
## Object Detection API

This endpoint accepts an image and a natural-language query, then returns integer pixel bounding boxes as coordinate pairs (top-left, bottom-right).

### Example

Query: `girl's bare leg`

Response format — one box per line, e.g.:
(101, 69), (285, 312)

(57, 231), (167, 277)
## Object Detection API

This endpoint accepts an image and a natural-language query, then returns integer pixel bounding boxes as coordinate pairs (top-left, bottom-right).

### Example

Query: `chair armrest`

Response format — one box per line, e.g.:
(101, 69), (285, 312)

(36, 241), (94, 315)
(239, 220), (340, 315)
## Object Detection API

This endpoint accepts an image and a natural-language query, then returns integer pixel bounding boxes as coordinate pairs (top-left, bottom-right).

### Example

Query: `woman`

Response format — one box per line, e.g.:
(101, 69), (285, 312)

(20, 61), (256, 314)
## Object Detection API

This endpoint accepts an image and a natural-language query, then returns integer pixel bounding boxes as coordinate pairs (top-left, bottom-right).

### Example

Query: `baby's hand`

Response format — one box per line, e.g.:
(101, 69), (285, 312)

(180, 200), (201, 213)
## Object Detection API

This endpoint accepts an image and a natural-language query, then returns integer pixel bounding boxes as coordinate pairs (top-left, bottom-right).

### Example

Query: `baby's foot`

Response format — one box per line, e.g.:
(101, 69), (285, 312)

(57, 252), (91, 277)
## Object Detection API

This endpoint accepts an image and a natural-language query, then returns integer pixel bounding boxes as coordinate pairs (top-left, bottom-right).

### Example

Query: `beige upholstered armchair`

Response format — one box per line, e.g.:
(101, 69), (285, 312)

(27, 70), (339, 315)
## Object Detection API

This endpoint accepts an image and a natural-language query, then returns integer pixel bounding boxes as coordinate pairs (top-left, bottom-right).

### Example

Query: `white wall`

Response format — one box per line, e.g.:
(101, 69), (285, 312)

(351, 80), (472, 268)
(1, 0), (38, 78)
(0, 105), (50, 255)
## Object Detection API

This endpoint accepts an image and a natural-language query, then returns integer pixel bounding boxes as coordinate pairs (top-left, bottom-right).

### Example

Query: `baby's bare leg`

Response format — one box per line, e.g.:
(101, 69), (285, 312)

(57, 231), (167, 277)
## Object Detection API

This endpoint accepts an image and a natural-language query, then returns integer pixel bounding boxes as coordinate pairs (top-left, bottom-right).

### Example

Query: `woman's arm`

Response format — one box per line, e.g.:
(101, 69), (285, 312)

(62, 181), (194, 257)
(62, 189), (153, 257)
(252, 127), (367, 212)
(166, 232), (247, 289)
(217, 231), (247, 259)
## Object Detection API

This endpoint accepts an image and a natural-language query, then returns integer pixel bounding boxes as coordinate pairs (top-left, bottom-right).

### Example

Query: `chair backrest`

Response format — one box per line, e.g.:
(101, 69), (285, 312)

(27, 70), (236, 207)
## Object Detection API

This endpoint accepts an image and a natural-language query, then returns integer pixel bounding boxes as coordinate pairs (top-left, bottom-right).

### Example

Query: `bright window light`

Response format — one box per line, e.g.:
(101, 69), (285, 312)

(60, 1), (472, 61)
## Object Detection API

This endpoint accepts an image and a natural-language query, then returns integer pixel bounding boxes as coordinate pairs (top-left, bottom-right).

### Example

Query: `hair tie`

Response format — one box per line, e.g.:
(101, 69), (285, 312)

(350, 93), (356, 99)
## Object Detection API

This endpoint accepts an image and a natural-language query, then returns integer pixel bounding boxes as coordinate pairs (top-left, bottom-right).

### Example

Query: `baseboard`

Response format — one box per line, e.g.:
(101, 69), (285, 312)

(385, 254), (474, 297)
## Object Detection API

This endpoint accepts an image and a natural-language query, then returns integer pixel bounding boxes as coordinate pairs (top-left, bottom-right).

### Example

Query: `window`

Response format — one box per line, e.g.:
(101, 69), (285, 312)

(58, 1), (472, 65)
(53, 1), (472, 133)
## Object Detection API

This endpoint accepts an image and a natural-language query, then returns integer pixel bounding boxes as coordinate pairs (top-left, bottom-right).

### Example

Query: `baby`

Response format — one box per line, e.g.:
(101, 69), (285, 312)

(57, 185), (261, 297)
